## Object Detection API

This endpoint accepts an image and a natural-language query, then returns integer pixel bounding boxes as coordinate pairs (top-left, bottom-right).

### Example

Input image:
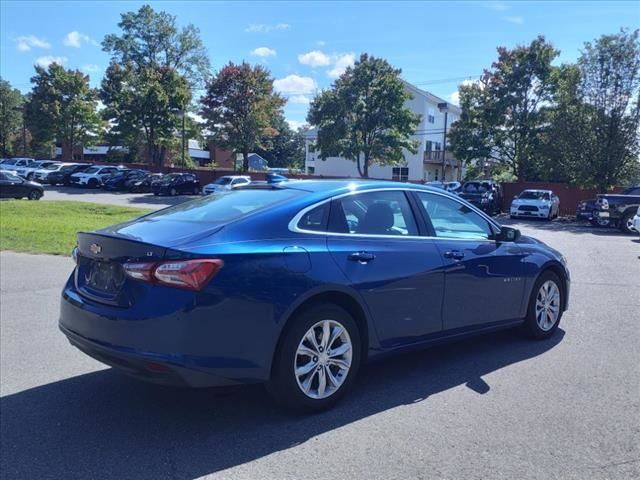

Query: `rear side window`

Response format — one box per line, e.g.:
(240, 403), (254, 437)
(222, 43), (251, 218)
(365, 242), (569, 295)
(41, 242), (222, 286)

(297, 204), (328, 232)
(329, 190), (418, 236)
(145, 188), (302, 223)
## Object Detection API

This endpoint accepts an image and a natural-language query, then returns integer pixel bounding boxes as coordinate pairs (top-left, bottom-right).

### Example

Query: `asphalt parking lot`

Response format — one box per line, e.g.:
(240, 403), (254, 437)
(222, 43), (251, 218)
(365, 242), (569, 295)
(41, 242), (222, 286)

(40, 184), (198, 210)
(1, 218), (639, 479)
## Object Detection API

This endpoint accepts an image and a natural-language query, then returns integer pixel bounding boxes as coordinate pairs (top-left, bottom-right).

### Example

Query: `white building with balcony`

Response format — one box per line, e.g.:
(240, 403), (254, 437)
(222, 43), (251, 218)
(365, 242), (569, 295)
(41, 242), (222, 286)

(304, 81), (463, 182)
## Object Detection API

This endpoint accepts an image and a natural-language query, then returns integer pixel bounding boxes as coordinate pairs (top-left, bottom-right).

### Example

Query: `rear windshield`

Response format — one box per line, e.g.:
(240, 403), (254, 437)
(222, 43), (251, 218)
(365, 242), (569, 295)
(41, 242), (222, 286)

(144, 188), (302, 223)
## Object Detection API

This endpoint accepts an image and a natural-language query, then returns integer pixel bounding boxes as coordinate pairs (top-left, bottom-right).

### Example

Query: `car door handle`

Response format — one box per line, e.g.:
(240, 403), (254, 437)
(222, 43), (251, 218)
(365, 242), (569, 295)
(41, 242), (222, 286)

(444, 250), (465, 260)
(348, 252), (376, 263)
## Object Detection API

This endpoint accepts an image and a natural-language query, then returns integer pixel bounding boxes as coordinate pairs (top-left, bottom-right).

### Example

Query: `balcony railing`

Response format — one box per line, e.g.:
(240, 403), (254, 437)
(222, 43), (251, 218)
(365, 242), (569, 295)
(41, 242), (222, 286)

(424, 150), (460, 167)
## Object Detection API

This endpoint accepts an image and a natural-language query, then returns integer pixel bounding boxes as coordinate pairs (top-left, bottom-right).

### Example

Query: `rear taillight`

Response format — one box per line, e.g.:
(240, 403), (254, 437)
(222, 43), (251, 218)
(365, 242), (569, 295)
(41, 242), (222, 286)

(123, 259), (223, 291)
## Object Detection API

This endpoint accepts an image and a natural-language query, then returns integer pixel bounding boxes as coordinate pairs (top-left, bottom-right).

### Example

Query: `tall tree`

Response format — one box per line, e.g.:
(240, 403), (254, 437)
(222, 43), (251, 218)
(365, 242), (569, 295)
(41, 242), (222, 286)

(0, 78), (24, 157)
(254, 115), (306, 169)
(576, 29), (640, 191)
(25, 64), (101, 160)
(307, 53), (420, 178)
(200, 62), (285, 171)
(101, 4), (209, 166)
(449, 37), (559, 179)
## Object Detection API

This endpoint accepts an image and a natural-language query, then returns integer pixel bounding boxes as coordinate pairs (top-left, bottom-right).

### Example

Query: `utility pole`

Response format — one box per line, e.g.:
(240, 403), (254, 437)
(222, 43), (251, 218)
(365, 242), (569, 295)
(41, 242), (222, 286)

(438, 102), (448, 181)
(181, 104), (186, 165)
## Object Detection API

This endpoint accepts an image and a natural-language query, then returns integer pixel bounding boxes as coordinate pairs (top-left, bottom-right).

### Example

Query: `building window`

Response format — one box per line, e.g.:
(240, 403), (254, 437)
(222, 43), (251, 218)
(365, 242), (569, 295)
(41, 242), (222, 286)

(307, 166), (315, 175)
(435, 169), (439, 181)
(435, 142), (442, 151)
(425, 140), (433, 151)
(428, 108), (435, 123)
(392, 167), (409, 182)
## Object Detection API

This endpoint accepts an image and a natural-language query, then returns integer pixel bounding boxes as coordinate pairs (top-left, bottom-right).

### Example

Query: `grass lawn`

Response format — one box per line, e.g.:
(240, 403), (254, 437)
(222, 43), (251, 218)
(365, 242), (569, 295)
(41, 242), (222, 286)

(0, 200), (152, 256)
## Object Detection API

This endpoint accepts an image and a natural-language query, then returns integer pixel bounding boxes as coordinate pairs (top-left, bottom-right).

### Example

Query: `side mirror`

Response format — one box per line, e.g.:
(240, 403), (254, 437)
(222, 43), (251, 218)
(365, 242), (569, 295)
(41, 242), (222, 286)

(496, 226), (521, 242)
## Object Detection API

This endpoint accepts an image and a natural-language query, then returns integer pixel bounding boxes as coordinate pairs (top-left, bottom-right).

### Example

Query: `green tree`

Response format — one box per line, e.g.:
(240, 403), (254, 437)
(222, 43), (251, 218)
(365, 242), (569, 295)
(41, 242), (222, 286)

(0, 78), (24, 157)
(307, 53), (420, 178)
(200, 62), (285, 171)
(24, 64), (101, 160)
(449, 37), (559, 179)
(254, 115), (306, 169)
(576, 29), (640, 191)
(101, 4), (208, 166)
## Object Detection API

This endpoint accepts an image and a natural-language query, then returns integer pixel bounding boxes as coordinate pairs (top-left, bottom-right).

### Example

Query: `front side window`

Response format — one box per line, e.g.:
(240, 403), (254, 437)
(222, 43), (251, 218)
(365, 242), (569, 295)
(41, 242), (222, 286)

(329, 190), (418, 236)
(417, 192), (493, 240)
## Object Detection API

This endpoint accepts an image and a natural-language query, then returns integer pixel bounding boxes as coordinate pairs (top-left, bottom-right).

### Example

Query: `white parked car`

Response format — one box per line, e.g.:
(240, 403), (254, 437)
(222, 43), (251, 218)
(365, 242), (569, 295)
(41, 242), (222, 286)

(33, 162), (74, 183)
(16, 160), (61, 180)
(510, 189), (560, 220)
(68, 165), (119, 187)
(0, 158), (35, 173)
(633, 206), (640, 235)
(202, 175), (251, 195)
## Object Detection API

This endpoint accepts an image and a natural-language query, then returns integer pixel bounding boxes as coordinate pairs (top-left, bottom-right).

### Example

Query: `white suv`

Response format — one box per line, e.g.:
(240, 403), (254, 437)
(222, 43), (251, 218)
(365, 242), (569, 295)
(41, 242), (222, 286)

(69, 165), (120, 187)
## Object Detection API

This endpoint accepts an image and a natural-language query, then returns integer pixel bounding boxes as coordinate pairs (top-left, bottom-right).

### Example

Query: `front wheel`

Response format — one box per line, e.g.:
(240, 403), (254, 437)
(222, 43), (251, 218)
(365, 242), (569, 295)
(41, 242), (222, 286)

(28, 189), (42, 200)
(268, 303), (361, 412)
(620, 211), (636, 234)
(523, 271), (563, 339)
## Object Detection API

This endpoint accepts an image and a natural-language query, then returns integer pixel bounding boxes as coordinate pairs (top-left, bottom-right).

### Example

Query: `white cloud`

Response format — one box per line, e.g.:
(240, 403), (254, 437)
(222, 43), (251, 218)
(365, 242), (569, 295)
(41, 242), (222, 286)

(245, 23), (290, 33)
(289, 95), (311, 104)
(327, 53), (356, 78)
(298, 50), (331, 67)
(273, 74), (317, 94)
(15, 35), (51, 52)
(485, 1), (509, 12)
(35, 56), (68, 68)
(286, 119), (306, 130)
(82, 64), (101, 73)
(250, 46), (276, 57)
(504, 15), (524, 24)
(64, 30), (98, 48)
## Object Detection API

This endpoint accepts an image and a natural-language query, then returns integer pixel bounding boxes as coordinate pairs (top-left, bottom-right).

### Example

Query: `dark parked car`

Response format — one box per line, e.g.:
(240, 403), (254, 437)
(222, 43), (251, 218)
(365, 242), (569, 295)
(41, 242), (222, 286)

(457, 180), (502, 214)
(129, 173), (163, 193)
(0, 171), (44, 200)
(59, 180), (570, 412)
(151, 173), (200, 196)
(593, 186), (640, 234)
(46, 163), (91, 186)
(103, 169), (149, 191)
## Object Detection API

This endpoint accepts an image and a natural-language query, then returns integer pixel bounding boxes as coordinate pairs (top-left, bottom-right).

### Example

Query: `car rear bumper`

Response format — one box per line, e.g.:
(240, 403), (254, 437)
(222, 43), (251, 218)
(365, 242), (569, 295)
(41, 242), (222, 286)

(59, 276), (273, 387)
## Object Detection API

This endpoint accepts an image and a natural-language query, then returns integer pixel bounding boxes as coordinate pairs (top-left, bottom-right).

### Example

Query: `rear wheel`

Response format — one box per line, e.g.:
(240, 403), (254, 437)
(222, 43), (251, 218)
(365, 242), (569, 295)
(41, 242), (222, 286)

(27, 173), (34, 181)
(88, 178), (98, 188)
(620, 211), (636, 234)
(28, 189), (42, 200)
(268, 303), (361, 412)
(523, 271), (563, 339)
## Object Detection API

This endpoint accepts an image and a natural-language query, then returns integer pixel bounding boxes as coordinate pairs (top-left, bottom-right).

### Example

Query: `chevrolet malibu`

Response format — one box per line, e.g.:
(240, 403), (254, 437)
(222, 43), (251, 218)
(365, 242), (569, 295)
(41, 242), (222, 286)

(59, 181), (570, 411)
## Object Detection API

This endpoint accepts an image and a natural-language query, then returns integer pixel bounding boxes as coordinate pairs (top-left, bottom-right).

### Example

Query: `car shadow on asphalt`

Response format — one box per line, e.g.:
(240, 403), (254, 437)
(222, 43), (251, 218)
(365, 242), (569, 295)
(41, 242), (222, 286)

(0, 328), (564, 479)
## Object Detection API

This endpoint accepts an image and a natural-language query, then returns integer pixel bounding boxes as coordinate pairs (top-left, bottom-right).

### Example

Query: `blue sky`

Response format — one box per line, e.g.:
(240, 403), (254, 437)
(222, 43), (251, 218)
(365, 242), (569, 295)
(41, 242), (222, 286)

(1, 1), (638, 128)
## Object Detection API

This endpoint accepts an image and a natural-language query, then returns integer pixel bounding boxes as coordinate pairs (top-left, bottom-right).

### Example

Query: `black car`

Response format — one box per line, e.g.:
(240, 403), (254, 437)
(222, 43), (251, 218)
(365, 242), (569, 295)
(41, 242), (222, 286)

(457, 180), (503, 214)
(151, 173), (201, 196)
(128, 173), (163, 193)
(103, 169), (149, 191)
(593, 186), (640, 234)
(0, 171), (44, 200)
(46, 163), (91, 186)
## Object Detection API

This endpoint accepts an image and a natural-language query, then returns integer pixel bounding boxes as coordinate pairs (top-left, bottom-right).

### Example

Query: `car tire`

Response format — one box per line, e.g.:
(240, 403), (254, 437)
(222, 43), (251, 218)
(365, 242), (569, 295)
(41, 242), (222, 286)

(267, 303), (361, 412)
(27, 173), (34, 181)
(88, 179), (98, 188)
(28, 189), (42, 201)
(620, 211), (636, 234)
(523, 270), (563, 340)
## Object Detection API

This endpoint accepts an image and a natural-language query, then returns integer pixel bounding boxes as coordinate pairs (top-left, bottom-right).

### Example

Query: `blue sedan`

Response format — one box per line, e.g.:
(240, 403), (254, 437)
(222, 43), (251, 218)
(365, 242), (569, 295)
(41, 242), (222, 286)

(59, 180), (570, 411)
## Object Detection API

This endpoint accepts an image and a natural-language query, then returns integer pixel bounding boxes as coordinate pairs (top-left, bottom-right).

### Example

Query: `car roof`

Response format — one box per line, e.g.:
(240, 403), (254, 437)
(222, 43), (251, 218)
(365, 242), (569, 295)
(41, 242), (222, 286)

(273, 179), (446, 195)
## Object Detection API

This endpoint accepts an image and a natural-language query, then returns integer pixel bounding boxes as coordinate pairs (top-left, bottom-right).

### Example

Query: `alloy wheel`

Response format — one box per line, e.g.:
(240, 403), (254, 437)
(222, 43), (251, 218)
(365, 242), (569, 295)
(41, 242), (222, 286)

(535, 280), (561, 331)
(294, 319), (353, 399)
